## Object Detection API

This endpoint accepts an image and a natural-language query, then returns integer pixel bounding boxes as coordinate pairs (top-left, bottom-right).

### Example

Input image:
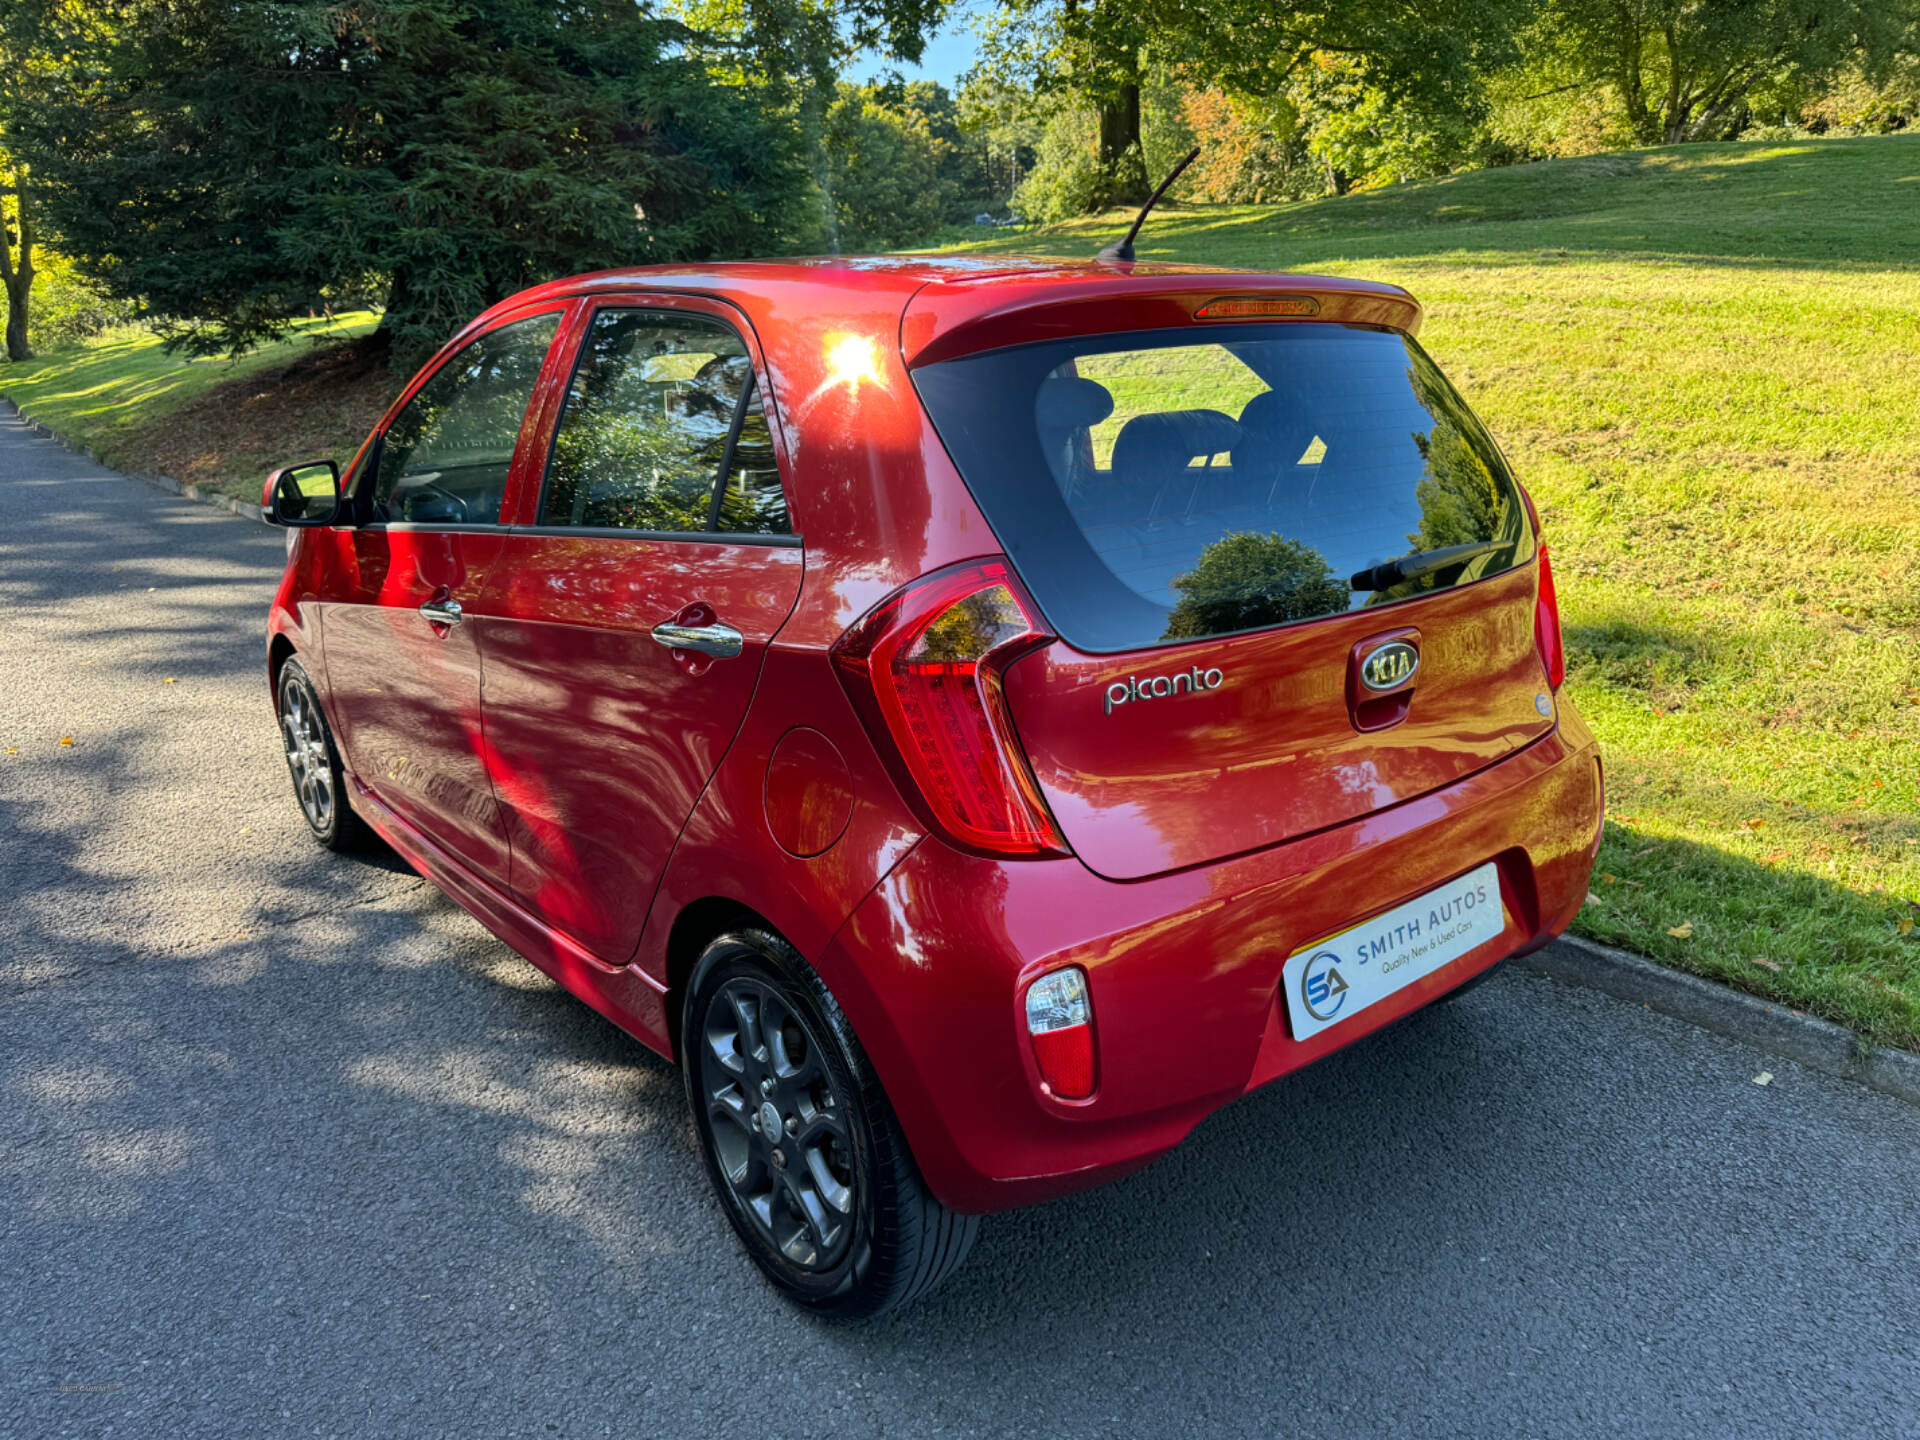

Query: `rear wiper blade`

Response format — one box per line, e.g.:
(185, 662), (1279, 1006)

(1349, 541), (1505, 592)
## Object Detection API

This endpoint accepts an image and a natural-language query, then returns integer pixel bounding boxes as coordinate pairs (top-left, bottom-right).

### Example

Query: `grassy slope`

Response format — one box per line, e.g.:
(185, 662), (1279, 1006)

(933, 137), (1920, 1047)
(0, 312), (382, 494)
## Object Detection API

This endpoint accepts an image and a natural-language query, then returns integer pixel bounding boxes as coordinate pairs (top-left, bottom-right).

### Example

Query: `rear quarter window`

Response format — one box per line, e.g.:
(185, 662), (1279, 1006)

(912, 323), (1532, 653)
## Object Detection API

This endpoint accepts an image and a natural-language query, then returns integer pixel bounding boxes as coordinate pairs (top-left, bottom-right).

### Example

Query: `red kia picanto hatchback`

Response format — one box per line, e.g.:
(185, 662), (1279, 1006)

(263, 256), (1602, 1315)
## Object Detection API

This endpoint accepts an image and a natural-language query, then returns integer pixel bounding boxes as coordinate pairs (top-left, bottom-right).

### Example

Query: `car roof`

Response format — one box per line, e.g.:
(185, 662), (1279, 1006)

(484, 254), (1422, 342)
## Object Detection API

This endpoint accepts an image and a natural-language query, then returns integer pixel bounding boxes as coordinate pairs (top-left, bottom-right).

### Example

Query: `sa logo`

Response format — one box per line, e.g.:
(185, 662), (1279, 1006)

(1301, 952), (1350, 1022)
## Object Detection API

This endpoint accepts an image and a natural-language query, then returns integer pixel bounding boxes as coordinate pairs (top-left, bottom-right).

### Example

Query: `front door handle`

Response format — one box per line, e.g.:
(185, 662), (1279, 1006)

(419, 597), (464, 627)
(651, 619), (743, 659)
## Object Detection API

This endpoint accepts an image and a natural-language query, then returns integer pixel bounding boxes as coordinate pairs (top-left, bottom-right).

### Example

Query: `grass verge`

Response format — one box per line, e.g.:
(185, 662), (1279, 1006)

(0, 312), (387, 500)
(932, 136), (1920, 1049)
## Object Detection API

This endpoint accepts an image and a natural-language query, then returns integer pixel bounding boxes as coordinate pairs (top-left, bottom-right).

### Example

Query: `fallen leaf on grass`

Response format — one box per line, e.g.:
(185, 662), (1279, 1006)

(1667, 922), (1694, 939)
(1760, 849), (1789, 863)
(1741, 818), (1767, 831)
(1753, 1072), (1773, 1086)
(1634, 845), (1660, 857)
(1751, 957), (1783, 972)
(1600, 872), (1618, 885)
(1900, 918), (1915, 937)
(1587, 891), (1603, 905)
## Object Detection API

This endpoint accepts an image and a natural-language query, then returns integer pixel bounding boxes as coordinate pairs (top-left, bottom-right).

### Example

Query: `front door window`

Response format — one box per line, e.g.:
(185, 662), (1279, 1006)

(370, 313), (561, 525)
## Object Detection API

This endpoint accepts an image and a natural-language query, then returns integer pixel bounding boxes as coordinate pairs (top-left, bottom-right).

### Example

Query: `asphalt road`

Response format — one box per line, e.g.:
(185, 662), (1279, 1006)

(3, 408), (1918, 1440)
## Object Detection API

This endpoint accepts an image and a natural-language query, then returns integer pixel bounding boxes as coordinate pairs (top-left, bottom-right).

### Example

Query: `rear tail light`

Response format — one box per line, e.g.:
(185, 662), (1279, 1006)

(1025, 967), (1095, 1100)
(1534, 544), (1566, 691)
(833, 559), (1067, 856)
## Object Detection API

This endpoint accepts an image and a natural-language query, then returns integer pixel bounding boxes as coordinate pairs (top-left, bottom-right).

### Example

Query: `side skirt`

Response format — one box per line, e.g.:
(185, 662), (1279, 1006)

(347, 776), (676, 1061)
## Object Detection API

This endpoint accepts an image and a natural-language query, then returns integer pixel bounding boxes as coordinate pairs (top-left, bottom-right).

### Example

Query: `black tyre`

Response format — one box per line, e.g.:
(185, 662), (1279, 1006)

(276, 656), (370, 853)
(682, 929), (979, 1316)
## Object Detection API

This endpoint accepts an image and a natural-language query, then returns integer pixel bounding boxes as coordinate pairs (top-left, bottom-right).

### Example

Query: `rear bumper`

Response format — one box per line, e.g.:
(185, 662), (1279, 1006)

(823, 705), (1604, 1215)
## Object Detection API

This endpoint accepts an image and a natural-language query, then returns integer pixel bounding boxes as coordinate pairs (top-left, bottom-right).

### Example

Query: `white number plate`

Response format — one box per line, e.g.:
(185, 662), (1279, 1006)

(1281, 862), (1505, 1040)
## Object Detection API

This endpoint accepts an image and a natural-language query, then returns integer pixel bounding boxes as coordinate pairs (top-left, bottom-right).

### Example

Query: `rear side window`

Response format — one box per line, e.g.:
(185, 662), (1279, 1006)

(540, 308), (790, 535)
(912, 324), (1531, 653)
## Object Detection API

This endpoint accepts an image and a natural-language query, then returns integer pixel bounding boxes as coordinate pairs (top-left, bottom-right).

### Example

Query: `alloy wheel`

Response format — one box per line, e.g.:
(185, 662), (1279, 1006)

(698, 976), (859, 1270)
(279, 674), (335, 833)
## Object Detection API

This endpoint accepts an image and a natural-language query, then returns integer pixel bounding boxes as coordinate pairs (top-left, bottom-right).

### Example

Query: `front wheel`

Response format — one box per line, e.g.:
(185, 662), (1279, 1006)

(276, 656), (369, 853)
(682, 929), (979, 1316)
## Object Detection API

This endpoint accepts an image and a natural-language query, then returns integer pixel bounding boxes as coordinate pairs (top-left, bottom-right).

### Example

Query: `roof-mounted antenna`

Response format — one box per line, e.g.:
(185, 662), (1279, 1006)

(1096, 146), (1201, 263)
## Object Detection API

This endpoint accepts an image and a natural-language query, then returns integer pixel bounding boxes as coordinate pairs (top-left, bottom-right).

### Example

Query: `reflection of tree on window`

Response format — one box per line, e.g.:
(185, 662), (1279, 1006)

(1365, 358), (1523, 605)
(1164, 532), (1350, 641)
(713, 385), (790, 535)
(543, 312), (757, 532)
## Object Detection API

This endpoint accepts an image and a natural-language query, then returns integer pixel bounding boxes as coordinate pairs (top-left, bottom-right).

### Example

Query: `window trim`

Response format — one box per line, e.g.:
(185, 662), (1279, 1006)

(503, 524), (803, 548)
(529, 299), (795, 542)
(348, 300), (575, 532)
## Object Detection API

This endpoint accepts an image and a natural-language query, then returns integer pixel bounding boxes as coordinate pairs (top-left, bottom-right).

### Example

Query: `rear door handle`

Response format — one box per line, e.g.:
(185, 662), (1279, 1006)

(650, 620), (743, 659)
(419, 597), (463, 626)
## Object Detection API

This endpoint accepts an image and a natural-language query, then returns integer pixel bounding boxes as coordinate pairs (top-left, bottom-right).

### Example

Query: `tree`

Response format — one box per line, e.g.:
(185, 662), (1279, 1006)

(13, 0), (810, 363)
(955, 78), (1041, 204)
(666, 0), (951, 249)
(1286, 53), (1483, 194)
(975, 1), (1154, 207)
(976, 0), (1526, 213)
(0, 167), (32, 361)
(822, 83), (949, 247)
(1179, 90), (1306, 205)
(1528, 0), (1912, 143)
(0, 0), (70, 361)
(820, 82), (996, 244)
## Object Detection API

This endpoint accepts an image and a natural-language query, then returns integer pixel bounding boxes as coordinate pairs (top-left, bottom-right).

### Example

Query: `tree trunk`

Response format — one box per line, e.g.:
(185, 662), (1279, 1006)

(1658, 24), (1689, 143)
(0, 172), (34, 363)
(1616, 12), (1653, 143)
(1096, 83), (1150, 208)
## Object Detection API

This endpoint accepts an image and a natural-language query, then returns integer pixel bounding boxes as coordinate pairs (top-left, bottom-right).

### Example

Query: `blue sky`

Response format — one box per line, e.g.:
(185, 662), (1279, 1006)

(850, 0), (986, 90)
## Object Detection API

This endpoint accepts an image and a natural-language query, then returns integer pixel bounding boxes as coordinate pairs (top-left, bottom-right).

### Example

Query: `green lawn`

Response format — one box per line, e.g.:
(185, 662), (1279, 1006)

(0, 312), (380, 485)
(933, 136), (1920, 1049)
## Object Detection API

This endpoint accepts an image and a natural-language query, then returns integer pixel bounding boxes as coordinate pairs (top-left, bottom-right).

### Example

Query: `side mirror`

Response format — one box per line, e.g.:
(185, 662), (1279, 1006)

(262, 461), (342, 527)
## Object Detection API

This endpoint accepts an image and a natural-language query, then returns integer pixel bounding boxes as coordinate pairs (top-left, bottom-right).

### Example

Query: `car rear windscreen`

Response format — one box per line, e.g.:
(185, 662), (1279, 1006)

(912, 323), (1533, 653)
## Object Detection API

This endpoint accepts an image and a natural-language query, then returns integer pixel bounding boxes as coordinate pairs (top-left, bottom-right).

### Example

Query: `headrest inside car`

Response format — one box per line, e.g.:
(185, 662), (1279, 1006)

(1036, 376), (1116, 431)
(1112, 409), (1241, 480)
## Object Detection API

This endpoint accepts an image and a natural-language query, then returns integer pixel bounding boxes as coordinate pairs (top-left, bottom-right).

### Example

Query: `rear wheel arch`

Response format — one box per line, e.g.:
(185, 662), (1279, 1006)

(665, 897), (777, 1062)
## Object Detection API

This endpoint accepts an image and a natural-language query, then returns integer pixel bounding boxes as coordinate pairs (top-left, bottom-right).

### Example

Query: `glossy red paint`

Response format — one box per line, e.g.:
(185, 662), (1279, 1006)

(476, 531), (803, 962)
(1002, 561), (1556, 881)
(320, 527), (512, 878)
(764, 728), (855, 858)
(265, 255), (1601, 1220)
